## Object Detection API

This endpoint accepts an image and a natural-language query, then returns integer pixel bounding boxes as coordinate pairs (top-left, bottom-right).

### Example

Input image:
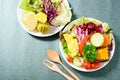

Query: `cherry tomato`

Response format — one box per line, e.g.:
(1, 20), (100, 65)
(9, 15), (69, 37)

(83, 62), (91, 69)
(67, 56), (73, 62)
(91, 62), (99, 69)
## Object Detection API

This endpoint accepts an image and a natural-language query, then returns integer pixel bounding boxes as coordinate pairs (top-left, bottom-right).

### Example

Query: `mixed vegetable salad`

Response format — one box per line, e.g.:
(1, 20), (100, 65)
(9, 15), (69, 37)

(60, 17), (113, 70)
(19, 0), (71, 34)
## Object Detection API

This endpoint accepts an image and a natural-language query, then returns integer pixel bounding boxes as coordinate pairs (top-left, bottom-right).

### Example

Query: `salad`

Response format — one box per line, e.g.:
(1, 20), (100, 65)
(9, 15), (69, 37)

(60, 17), (114, 70)
(19, 0), (71, 34)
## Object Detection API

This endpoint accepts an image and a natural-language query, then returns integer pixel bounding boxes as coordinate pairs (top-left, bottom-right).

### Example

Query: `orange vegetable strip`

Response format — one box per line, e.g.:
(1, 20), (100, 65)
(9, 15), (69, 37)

(102, 35), (111, 47)
(79, 34), (92, 55)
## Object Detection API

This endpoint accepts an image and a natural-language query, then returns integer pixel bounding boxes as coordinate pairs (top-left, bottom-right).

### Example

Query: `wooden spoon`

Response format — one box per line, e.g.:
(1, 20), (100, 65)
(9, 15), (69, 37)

(47, 50), (80, 80)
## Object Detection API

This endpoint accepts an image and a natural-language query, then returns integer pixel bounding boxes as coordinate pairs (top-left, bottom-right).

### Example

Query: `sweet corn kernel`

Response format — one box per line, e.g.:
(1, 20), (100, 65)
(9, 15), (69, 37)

(37, 22), (50, 33)
(36, 12), (47, 23)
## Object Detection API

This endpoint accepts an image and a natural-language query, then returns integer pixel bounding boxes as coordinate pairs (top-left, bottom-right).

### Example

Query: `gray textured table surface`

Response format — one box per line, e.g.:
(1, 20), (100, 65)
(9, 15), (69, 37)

(0, 0), (120, 80)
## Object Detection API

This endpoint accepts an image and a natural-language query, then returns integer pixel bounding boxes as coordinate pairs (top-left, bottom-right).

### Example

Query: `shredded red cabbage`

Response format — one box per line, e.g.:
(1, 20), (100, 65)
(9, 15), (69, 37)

(86, 22), (104, 34)
(109, 39), (113, 51)
(42, 0), (63, 25)
(74, 22), (104, 43)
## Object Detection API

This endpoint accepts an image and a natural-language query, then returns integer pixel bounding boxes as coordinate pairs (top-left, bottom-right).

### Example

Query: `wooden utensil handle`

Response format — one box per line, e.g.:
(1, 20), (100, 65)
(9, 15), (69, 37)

(61, 63), (80, 80)
(58, 69), (74, 80)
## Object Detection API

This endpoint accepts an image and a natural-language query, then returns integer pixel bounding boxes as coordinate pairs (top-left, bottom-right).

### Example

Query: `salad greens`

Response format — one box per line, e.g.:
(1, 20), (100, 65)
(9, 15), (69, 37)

(30, 0), (36, 4)
(61, 40), (70, 56)
(52, 0), (61, 7)
(103, 22), (110, 32)
(19, 0), (71, 26)
(51, 0), (72, 26)
(80, 16), (101, 25)
(60, 17), (113, 70)
(19, 0), (43, 13)
(19, 0), (34, 12)
(103, 22), (113, 34)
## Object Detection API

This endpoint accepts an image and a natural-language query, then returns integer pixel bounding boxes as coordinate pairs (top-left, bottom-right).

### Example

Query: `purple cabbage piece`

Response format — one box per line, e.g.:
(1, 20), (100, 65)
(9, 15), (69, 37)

(86, 22), (104, 34)
(109, 39), (113, 51)
(42, 0), (63, 26)
(74, 25), (88, 43)
(86, 22), (96, 34)
(42, 0), (58, 23)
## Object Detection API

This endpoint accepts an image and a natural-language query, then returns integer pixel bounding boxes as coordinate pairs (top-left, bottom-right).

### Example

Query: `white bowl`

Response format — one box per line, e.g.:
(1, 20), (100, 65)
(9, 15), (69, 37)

(59, 17), (115, 72)
(17, 0), (71, 37)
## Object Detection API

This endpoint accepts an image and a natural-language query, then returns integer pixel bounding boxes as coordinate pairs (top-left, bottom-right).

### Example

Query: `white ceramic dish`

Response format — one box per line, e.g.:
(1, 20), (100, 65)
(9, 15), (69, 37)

(59, 18), (115, 72)
(17, 0), (71, 37)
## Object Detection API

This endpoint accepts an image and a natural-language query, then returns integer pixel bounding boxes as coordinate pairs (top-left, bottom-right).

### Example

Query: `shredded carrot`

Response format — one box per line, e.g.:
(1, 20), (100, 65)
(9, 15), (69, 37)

(79, 34), (92, 55)
(102, 35), (111, 47)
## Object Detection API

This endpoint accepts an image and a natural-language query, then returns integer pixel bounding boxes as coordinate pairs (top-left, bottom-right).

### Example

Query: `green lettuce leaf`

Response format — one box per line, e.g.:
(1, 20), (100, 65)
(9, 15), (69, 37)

(51, 0), (72, 26)
(19, 0), (34, 11)
(61, 40), (70, 56)
(80, 16), (101, 25)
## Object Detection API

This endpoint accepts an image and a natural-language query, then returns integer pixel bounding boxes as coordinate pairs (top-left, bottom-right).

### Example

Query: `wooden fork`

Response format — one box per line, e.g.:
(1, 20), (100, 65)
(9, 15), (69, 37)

(43, 60), (74, 80)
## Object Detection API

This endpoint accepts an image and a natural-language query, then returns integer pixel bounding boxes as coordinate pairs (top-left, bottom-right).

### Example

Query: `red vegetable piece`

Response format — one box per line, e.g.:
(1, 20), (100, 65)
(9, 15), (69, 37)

(83, 62), (91, 69)
(91, 62), (100, 69)
(67, 56), (73, 63)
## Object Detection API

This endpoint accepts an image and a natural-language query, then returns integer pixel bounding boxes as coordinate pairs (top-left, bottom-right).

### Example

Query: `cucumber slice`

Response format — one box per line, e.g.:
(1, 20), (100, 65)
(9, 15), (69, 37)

(90, 33), (104, 47)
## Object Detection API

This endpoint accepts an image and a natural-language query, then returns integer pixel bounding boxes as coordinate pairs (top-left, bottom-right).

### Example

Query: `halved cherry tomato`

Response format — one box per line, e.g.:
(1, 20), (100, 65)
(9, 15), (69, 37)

(83, 62), (91, 69)
(67, 56), (73, 62)
(91, 62), (99, 69)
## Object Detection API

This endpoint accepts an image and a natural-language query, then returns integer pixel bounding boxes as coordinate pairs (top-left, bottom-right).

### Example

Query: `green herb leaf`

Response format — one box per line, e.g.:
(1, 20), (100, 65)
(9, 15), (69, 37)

(83, 44), (97, 62)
